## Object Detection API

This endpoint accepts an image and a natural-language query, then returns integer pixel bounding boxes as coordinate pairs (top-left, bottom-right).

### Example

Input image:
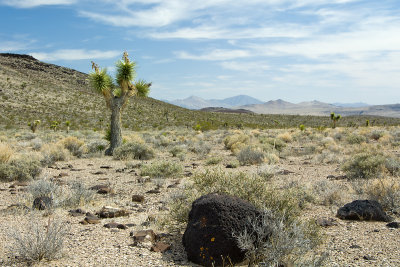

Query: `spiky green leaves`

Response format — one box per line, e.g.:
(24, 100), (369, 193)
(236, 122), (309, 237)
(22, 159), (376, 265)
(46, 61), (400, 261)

(88, 68), (112, 95)
(116, 59), (136, 87)
(134, 79), (151, 97)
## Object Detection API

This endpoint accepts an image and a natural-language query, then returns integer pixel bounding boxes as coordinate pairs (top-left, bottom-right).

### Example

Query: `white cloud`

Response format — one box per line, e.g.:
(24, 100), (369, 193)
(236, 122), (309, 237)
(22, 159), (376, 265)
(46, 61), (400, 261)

(31, 49), (120, 61)
(220, 61), (270, 73)
(175, 49), (251, 61)
(1, 0), (76, 8)
(146, 24), (313, 40)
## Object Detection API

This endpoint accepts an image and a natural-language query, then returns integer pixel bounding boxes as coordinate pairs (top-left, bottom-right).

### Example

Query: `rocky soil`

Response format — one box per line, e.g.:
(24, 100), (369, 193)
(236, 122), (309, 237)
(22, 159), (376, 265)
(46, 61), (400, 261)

(0, 136), (399, 266)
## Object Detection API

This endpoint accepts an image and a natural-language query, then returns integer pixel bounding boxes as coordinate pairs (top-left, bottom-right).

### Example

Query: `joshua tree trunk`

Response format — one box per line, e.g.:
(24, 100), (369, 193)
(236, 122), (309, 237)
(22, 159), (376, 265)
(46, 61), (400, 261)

(105, 98), (123, 156)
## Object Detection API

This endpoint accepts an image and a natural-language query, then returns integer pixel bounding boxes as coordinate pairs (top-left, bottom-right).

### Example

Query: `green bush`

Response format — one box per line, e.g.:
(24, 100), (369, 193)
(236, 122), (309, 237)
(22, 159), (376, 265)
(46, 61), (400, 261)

(140, 160), (183, 178)
(113, 142), (155, 160)
(342, 152), (386, 179)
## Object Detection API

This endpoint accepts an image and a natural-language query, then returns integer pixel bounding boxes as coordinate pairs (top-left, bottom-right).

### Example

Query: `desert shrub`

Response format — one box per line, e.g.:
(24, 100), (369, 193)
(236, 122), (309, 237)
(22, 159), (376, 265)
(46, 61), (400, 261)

(342, 152), (386, 179)
(9, 216), (69, 264)
(30, 138), (43, 151)
(385, 157), (400, 176)
(370, 130), (385, 141)
(86, 139), (108, 154)
(189, 141), (212, 158)
(257, 164), (278, 180)
(366, 178), (400, 213)
(60, 136), (85, 157)
(224, 134), (249, 154)
(28, 179), (59, 199)
(346, 134), (366, 144)
(0, 142), (13, 163)
(41, 143), (69, 166)
(113, 142), (154, 160)
(62, 181), (95, 208)
(237, 146), (265, 165)
(312, 180), (346, 206)
(259, 137), (286, 152)
(233, 209), (321, 266)
(140, 160), (183, 178)
(0, 154), (42, 182)
(169, 145), (187, 158)
(205, 156), (222, 166)
(277, 132), (292, 143)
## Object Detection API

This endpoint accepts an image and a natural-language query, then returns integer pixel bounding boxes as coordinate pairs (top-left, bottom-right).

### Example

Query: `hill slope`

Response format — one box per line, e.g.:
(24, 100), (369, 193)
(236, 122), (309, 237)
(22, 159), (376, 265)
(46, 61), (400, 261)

(1, 53), (399, 130)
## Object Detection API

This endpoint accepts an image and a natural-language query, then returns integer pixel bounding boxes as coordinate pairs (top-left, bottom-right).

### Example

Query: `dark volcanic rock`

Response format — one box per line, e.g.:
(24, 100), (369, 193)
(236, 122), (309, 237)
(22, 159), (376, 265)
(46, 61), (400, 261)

(183, 193), (261, 266)
(32, 196), (53, 210)
(386, 222), (400, 228)
(337, 200), (392, 222)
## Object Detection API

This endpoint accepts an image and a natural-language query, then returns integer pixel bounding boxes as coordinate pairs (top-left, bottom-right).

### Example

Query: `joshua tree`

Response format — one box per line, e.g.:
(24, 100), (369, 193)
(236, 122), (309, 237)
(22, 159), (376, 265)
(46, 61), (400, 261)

(89, 52), (151, 155)
(50, 120), (59, 132)
(65, 120), (71, 133)
(330, 112), (341, 128)
(28, 120), (40, 133)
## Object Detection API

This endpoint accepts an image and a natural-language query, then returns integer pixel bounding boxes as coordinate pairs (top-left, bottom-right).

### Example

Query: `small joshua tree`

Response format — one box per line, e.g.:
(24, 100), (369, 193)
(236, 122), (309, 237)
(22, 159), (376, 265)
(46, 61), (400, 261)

(28, 120), (41, 133)
(65, 121), (71, 133)
(330, 112), (341, 129)
(50, 121), (59, 132)
(89, 52), (151, 155)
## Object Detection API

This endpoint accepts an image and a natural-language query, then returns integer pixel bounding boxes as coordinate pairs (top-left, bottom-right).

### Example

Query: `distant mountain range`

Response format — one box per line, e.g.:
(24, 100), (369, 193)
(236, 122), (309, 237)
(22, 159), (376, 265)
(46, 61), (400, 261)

(166, 95), (263, 109)
(167, 96), (400, 118)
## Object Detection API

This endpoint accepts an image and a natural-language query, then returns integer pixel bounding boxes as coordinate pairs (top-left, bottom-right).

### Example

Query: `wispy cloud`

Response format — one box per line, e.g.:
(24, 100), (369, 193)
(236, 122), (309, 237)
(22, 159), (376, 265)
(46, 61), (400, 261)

(0, 0), (76, 8)
(31, 49), (120, 61)
(175, 49), (251, 61)
(0, 35), (36, 52)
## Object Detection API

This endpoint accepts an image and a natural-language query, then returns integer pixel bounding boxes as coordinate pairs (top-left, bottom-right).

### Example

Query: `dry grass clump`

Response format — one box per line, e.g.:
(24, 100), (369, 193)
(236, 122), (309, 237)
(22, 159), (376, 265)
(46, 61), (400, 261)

(40, 143), (69, 166)
(366, 178), (400, 213)
(224, 133), (249, 154)
(113, 142), (155, 160)
(312, 180), (347, 206)
(9, 215), (70, 264)
(123, 132), (145, 144)
(59, 136), (85, 157)
(0, 142), (13, 163)
(140, 160), (183, 178)
(277, 132), (293, 143)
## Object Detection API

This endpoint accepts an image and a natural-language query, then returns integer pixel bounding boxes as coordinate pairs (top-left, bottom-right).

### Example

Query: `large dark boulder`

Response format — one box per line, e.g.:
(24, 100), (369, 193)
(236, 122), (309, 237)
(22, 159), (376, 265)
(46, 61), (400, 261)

(337, 200), (392, 222)
(183, 193), (261, 266)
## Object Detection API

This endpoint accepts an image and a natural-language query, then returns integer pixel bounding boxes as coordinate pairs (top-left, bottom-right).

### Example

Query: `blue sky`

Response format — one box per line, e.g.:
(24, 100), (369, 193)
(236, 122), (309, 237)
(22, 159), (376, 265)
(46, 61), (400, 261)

(1, 0), (400, 104)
